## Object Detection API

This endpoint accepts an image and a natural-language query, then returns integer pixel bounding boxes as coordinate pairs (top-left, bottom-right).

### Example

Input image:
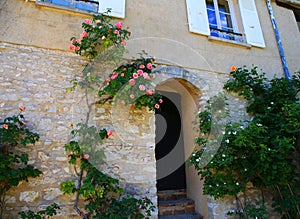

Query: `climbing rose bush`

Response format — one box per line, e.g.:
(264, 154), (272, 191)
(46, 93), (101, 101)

(64, 13), (157, 218)
(69, 12), (130, 59)
(98, 55), (162, 110)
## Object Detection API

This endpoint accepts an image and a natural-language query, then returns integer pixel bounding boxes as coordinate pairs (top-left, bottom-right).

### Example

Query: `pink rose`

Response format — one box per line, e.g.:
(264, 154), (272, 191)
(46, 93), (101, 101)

(121, 73), (125, 77)
(77, 38), (82, 43)
(139, 85), (146, 91)
(146, 63), (152, 70)
(95, 19), (101, 24)
(75, 46), (80, 51)
(133, 73), (139, 79)
(114, 30), (119, 35)
(146, 90), (154, 95)
(159, 99), (163, 104)
(137, 69), (143, 75)
(130, 93), (135, 99)
(155, 104), (160, 109)
(71, 38), (77, 43)
(80, 31), (88, 38)
(107, 130), (113, 137)
(115, 21), (123, 29)
(139, 64), (145, 69)
(129, 79), (135, 85)
(121, 41), (126, 46)
(84, 19), (90, 24)
(70, 44), (75, 51)
(111, 73), (118, 80)
(83, 154), (89, 159)
(143, 73), (149, 79)
(3, 124), (8, 129)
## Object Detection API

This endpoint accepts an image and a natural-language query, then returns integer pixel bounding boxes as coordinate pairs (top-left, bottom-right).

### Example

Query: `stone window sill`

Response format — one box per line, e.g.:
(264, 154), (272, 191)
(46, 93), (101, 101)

(208, 36), (252, 48)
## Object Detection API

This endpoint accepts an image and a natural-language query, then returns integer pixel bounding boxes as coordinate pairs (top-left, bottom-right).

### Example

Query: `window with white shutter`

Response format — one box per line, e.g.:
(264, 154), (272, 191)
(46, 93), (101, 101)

(186, 0), (265, 48)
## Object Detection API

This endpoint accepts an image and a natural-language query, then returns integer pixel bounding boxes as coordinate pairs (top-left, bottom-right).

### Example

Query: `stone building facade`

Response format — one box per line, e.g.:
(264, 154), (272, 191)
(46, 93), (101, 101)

(0, 0), (299, 218)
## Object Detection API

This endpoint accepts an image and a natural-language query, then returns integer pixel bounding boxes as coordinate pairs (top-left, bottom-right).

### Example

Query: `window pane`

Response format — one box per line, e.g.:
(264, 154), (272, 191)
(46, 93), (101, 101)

(219, 12), (233, 31)
(206, 2), (217, 28)
(218, 1), (233, 32)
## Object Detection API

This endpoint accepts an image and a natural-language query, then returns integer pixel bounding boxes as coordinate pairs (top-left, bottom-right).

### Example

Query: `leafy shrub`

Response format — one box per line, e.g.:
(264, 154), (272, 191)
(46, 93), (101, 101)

(190, 67), (300, 218)
(0, 107), (42, 217)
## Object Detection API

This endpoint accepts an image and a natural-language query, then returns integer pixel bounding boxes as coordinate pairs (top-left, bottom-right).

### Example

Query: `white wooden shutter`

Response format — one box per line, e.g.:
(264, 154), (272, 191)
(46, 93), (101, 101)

(98, 0), (126, 19)
(239, 0), (265, 48)
(186, 0), (210, 35)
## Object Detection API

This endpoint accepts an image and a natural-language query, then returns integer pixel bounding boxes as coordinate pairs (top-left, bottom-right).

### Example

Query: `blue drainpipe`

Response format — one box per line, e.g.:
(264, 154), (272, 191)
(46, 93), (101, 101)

(266, 0), (291, 81)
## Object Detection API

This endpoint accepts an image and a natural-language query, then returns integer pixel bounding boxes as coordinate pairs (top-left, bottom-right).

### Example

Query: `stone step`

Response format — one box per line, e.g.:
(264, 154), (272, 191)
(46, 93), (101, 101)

(158, 213), (204, 219)
(158, 189), (187, 201)
(158, 199), (196, 216)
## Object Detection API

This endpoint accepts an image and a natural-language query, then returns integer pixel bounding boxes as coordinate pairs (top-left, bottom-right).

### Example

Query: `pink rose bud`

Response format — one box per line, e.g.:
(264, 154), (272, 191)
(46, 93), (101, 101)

(129, 79), (135, 85)
(115, 21), (123, 29)
(146, 63), (153, 70)
(137, 69), (143, 75)
(146, 90), (153, 95)
(155, 104), (160, 109)
(139, 85), (146, 91)
(95, 19), (101, 24)
(143, 73), (149, 80)
(107, 130), (113, 136)
(121, 41), (126, 46)
(110, 73), (118, 80)
(159, 99), (163, 104)
(84, 19), (90, 24)
(3, 124), (8, 129)
(133, 73), (139, 79)
(80, 31), (88, 38)
(70, 44), (75, 51)
(130, 93), (135, 99)
(139, 64), (145, 69)
(83, 154), (89, 159)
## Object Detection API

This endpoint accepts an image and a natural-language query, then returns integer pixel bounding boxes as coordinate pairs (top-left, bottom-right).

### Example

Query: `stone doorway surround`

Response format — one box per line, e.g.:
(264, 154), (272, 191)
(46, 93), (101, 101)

(153, 66), (213, 219)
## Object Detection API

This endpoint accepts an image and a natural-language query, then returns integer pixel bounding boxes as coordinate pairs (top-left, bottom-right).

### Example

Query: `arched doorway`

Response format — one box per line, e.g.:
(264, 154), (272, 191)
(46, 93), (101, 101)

(154, 74), (209, 218)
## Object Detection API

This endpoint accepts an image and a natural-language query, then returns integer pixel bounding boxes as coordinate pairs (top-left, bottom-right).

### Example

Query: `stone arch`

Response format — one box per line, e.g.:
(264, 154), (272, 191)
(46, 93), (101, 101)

(153, 66), (209, 218)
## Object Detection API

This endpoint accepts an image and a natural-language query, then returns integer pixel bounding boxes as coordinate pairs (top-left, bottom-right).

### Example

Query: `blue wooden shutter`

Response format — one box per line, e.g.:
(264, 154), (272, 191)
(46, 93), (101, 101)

(239, 0), (265, 48)
(186, 0), (210, 35)
(98, 0), (126, 19)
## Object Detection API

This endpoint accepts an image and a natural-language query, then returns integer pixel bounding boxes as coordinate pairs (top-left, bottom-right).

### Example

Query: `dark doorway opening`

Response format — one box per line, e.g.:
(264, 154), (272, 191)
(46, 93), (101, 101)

(155, 91), (186, 191)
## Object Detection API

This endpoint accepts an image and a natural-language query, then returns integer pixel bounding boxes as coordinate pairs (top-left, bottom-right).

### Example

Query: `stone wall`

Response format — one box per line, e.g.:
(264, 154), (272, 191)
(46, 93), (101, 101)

(0, 42), (157, 218)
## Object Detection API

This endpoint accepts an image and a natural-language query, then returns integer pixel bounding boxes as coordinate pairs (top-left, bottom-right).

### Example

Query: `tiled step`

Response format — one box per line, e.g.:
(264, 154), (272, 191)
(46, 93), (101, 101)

(158, 189), (187, 201)
(158, 199), (196, 216)
(157, 189), (203, 218)
(158, 213), (204, 219)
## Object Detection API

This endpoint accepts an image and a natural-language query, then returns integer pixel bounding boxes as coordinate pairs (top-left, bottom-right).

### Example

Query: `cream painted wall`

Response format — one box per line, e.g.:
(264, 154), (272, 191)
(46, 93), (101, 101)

(0, 0), (299, 76)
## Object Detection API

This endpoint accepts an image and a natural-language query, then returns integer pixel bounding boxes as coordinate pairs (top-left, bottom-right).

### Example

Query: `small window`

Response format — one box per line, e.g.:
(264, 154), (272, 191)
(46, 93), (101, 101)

(36, 0), (126, 18)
